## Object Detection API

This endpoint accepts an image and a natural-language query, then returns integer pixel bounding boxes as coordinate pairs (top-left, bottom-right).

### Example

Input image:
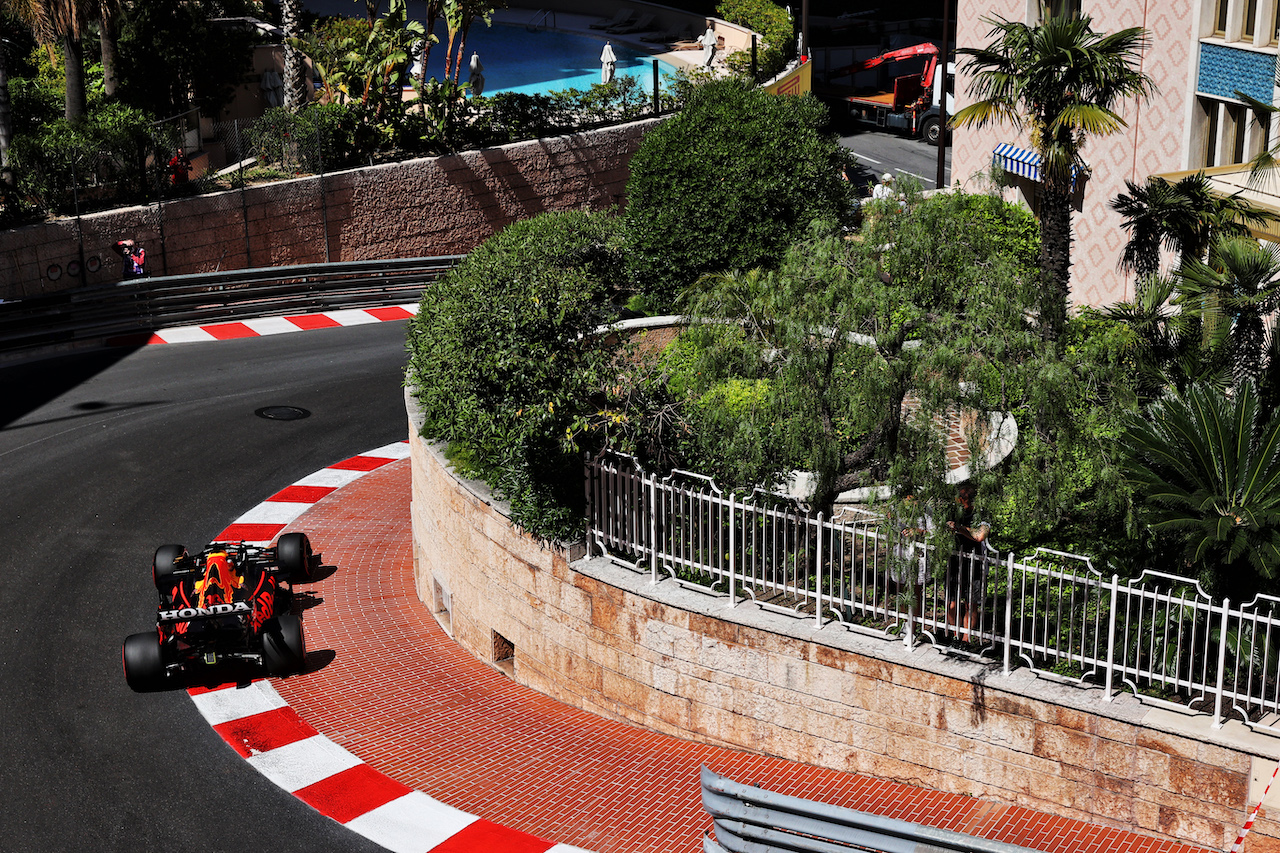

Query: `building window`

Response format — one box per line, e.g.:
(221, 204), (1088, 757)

(1230, 104), (1248, 162)
(1273, 0), (1280, 42)
(1246, 0), (1259, 37)
(1205, 100), (1220, 167)
(1217, 0), (1231, 35)
(1199, 97), (1272, 168)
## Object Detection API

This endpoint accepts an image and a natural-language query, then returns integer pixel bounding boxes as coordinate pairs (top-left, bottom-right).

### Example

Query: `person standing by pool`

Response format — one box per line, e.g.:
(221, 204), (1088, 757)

(468, 52), (485, 96)
(600, 42), (617, 85)
(699, 26), (718, 66)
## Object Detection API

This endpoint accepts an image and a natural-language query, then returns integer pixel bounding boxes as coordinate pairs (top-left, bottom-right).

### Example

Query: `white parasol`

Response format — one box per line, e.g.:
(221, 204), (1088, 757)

(600, 42), (617, 85)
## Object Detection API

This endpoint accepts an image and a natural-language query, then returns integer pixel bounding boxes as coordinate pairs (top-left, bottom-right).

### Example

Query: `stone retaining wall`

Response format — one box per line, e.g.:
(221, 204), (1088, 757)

(406, 388), (1280, 852)
(1, 119), (658, 301)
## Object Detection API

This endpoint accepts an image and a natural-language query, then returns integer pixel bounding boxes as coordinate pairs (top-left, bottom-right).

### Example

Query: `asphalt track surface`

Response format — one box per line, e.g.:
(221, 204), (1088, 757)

(0, 323), (410, 853)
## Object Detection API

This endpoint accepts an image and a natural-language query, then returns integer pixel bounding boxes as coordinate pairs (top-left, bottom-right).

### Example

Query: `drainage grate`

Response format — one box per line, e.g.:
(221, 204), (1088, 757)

(255, 406), (311, 421)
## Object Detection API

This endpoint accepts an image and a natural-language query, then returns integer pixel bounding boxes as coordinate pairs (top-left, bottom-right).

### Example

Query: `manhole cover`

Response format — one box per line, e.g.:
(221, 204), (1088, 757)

(255, 406), (311, 421)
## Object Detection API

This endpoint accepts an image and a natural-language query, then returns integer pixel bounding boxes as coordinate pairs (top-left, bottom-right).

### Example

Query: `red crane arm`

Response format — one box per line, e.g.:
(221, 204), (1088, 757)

(828, 42), (939, 85)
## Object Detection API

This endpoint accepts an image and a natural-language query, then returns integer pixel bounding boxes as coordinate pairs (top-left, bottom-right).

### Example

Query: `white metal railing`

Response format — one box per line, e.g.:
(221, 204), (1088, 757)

(584, 452), (1280, 731)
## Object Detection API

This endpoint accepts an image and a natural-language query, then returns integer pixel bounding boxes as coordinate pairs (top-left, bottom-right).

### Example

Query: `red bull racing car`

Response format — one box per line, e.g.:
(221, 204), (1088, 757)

(122, 532), (319, 691)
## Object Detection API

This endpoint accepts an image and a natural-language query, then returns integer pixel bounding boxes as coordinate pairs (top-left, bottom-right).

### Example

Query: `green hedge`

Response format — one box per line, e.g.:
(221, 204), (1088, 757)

(624, 78), (855, 307)
(405, 210), (627, 540)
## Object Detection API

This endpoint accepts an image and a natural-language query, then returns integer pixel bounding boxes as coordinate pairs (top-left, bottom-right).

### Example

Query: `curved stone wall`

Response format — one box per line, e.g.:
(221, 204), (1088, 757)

(1, 119), (658, 301)
(405, 387), (1280, 852)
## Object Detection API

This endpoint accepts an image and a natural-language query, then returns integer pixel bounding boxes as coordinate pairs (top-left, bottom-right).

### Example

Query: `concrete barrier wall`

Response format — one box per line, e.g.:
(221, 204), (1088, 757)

(0, 119), (658, 301)
(405, 387), (1280, 853)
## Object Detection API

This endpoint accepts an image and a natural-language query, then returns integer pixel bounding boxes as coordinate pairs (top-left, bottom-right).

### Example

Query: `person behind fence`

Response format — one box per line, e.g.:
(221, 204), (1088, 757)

(168, 148), (191, 185)
(892, 495), (934, 630)
(945, 482), (989, 642)
(114, 239), (147, 280)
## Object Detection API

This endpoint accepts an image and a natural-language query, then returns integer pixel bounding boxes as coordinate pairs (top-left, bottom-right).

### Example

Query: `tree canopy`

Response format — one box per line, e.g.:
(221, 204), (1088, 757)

(623, 78), (855, 307)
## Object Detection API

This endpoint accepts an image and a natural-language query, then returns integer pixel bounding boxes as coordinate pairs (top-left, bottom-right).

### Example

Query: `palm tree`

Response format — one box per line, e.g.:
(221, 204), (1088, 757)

(1112, 172), (1278, 293)
(0, 27), (13, 189)
(4, 0), (93, 119)
(282, 0), (306, 111)
(1178, 237), (1280, 391)
(1120, 381), (1280, 598)
(1104, 275), (1229, 402)
(1111, 177), (1198, 287)
(953, 14), (1155, 344)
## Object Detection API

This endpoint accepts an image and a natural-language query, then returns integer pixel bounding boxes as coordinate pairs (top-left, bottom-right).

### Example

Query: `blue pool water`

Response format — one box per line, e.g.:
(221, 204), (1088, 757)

(413, 23), (678, 96)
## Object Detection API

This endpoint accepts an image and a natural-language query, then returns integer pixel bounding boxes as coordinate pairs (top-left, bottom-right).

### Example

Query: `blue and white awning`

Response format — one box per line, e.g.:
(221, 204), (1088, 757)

(993, 143), (1043, 181)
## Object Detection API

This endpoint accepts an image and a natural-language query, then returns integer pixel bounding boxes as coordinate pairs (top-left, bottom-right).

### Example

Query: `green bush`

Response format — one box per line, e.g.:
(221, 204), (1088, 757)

(245, 103), (377, 172)
(716, 0), (793, 79)
(624, 78), (855, 307)
(11, 102), (158, 214)
(406, 211), (627, 540)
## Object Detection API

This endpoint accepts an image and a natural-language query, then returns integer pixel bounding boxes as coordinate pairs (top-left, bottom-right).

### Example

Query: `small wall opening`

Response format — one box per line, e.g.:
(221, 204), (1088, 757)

(432, 574), (452, 634)
(492, 631), (515, 677)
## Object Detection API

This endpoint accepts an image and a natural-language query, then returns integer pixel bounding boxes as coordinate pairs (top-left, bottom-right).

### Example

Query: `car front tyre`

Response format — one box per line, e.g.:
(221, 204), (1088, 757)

(276, 532), (314, 583)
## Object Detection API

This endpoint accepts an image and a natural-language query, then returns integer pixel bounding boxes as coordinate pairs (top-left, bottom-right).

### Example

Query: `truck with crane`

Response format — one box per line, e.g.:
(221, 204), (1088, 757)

(819, 42), (955, 146)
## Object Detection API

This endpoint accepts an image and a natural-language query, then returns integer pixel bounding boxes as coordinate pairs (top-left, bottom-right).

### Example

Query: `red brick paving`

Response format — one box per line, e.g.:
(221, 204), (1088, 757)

(271, 457), (1213, 853)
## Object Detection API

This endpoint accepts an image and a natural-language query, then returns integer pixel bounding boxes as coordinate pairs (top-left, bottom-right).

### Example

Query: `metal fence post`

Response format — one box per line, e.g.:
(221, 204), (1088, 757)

(1213, 597), (1231, 728)
(815, 513), (824, 628)
(583, 456), (593, 559)
(1003, 551), (1014, 676)
(1103, 574), (1119, 700)
(727, 491), (737, 607)
(315, 122), (330, 264)
(649, 471), (659, 584)
(236, 120), (251, 268)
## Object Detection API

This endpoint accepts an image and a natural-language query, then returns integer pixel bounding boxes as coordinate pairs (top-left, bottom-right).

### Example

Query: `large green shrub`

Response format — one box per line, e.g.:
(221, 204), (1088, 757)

(405, 211), (627, 540)
(624, 78), (855, 307)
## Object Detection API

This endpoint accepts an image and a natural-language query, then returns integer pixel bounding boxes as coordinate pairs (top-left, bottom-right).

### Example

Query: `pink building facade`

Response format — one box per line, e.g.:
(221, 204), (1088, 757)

(952, 0), (1279, 308)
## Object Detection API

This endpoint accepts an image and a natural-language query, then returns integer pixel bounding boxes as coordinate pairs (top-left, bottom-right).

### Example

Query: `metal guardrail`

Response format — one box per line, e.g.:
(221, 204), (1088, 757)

(0, 256), (463, 357)
(701, 766), (1047, 853)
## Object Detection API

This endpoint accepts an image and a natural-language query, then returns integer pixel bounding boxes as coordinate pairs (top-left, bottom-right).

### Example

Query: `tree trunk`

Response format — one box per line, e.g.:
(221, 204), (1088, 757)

(0, 40), (13, 188)
(63, 33), (87, 121)
(282, 0), (307, 111)
(1038, 185), (1073, 343)
(100, 6), (120, 98)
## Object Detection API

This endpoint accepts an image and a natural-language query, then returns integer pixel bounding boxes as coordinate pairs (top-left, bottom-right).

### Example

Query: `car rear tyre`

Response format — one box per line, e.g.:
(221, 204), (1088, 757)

(123, 633), (167, 692)
(153, 544), (185, 590)
(263, 614), (306, 675)
(276, 532), (313, 583)
(921, 116), (942, 147)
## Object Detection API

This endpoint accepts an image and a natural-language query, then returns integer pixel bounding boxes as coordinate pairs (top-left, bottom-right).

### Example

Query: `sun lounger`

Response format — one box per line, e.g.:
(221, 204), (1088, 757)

(608, 12), (655, 34)
(589, 9), (634, 30)
(641, 25), (691, 44)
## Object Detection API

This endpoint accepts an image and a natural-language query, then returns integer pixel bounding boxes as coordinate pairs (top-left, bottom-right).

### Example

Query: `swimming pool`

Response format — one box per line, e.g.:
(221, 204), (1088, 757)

(412, 22), (679, 97)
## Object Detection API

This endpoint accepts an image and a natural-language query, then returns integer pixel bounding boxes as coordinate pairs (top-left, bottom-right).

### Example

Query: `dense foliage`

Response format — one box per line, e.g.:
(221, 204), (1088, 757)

(1120, 381), (1280, 599)
(716, 0), (793, 79)
(649, 187), (1138, 560)
(624, 78), (855, 307)
(405, 211), (627, 539)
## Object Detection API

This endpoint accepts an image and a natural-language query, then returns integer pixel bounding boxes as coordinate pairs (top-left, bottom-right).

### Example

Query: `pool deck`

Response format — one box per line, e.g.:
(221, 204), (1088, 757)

(299, 0), (709, 74)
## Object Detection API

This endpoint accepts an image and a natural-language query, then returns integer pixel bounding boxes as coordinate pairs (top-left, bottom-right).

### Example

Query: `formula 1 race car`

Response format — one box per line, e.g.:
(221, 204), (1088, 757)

(122, 532), (319, 691)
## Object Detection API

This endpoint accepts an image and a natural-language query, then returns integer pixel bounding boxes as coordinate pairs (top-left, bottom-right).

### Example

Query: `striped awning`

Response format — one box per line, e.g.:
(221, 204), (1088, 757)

(992, 143), (1043, 180)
